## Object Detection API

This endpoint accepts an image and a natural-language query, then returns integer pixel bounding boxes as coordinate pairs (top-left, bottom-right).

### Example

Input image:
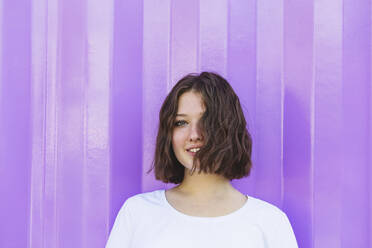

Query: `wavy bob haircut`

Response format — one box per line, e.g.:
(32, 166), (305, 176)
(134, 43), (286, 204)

(146, 72), (252, 184)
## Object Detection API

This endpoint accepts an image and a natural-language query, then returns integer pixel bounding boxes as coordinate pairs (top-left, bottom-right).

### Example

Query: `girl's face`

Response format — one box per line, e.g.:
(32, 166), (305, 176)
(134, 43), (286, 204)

(172, 91), (204, 170)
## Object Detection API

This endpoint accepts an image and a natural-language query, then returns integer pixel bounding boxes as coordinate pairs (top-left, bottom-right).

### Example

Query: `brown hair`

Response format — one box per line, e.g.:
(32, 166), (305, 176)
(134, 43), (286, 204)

(146, 72), (252, 184)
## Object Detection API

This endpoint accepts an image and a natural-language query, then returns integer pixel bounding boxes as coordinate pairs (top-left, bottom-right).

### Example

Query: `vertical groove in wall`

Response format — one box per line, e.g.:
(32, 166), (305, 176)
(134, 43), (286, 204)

(279, 0), (284, 208)
(82, 22), (88, 246)
(41, 1), (61, 246)
(285, 1), (316, 248)
(82, 0), (88, 246)
(57, 0), (86, 245)
(196, 0), (200, 72)
(83, 0), (112, 246)
(226, 0), (230, 78)
(0, 0), (2, 115)
(168, 0), (173, 91)
(110, 0), (143, 231)
(45, 1), (60, 246)
(142, 0), (171, 191)
(42, 0), (59, 247)
(341, 0), (371, 246)
(370, 3), (372, 245)
(199, 0), (228, 75)
(0, 17), (3, 248)
(313, 0), (343, 247)
(0, 1), (31, 247)
(310, 2), (316, 246)
(30, 0), (48, 247)
(282, 1), (314, 247)
(255, 0), (283, 205)
(53, 2), (60, 247)
(42, 0), (49, 246)
(170, 0), (198, 86)
(226, 0), (257, 195)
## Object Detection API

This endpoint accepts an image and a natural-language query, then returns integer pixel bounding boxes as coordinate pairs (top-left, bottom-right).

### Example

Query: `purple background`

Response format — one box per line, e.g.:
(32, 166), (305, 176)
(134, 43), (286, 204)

(0, 0), (371, 247)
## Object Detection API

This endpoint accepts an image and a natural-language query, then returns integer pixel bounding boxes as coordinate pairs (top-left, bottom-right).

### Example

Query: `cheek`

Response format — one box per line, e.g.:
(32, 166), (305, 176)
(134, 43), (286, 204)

(172, 130), (186, 150)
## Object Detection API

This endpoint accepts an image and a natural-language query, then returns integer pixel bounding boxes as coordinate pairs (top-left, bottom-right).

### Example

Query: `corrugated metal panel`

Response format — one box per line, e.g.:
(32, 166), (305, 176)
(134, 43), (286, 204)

(0, 0), (371, 247)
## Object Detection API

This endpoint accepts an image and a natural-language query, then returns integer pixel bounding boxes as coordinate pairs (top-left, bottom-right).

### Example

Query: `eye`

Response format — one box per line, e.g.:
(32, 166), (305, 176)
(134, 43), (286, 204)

(174, 120), (187, 127)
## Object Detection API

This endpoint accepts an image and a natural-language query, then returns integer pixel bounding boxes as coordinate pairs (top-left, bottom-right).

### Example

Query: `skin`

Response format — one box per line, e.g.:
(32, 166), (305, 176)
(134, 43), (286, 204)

(168, 90), (247, 209)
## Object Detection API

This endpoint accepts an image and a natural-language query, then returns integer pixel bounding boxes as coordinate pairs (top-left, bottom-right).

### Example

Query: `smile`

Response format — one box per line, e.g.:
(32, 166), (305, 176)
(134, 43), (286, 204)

(186, 147), (200, 156)
(187, 148), (200, 152)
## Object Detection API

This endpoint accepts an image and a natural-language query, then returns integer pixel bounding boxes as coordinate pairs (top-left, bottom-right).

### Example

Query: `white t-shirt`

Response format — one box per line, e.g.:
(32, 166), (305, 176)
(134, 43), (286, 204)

(106, 189), (298, 248)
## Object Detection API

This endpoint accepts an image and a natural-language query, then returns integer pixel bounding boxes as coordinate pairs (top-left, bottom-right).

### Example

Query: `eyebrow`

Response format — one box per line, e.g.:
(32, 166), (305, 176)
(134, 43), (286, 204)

(176, 113), (203, 117)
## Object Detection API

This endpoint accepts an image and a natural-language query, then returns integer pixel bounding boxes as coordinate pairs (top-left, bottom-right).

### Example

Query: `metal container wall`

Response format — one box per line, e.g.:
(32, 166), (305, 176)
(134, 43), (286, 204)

(0, 0), (371, 247)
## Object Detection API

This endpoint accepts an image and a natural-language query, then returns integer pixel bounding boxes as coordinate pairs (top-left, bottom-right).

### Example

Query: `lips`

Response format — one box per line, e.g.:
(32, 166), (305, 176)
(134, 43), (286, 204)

(186, 150), (197, 156)
(186, 146), (202, 151)
(185, 146), (201, 156)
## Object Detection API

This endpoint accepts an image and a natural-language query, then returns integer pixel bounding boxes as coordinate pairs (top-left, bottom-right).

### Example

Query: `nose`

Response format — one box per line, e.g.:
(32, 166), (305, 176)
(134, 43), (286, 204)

(189, 123), (203, 142)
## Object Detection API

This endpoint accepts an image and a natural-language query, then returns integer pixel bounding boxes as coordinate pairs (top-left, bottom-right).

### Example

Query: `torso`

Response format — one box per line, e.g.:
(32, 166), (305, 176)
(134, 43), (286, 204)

(165, 188), (248, 217)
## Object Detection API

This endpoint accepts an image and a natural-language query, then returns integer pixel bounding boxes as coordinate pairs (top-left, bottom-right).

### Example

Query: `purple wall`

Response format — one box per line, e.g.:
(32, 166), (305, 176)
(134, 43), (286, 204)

(0, 0), (371, 247)
(0, 1), (31, 247)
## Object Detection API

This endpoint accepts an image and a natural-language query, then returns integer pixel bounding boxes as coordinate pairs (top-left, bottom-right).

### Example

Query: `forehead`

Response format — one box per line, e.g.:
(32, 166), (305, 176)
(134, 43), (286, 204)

(177, 91), (205, 115)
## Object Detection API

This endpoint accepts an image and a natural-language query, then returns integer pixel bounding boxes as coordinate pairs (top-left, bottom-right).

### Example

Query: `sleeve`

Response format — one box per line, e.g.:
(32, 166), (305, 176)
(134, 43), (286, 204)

(105, 199), (134, 248)
(265, 211), (299, 248)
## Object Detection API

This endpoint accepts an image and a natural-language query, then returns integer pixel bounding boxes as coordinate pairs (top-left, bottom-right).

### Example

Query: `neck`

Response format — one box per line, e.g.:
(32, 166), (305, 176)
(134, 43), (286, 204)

(174, 168), (234, 200)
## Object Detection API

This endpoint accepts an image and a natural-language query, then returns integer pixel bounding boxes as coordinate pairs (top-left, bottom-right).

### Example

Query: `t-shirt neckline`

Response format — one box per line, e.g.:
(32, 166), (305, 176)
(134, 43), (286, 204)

(160, 189), (251, 222)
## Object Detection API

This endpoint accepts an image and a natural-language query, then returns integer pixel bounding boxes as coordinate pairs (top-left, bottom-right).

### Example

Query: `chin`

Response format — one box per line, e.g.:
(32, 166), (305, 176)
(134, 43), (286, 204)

(179, 160), (193, 170)
(181, 162), (193, 170)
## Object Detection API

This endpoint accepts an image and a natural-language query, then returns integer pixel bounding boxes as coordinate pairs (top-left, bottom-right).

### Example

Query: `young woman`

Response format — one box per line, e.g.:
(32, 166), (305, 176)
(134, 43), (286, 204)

(106, 72), (298, 248)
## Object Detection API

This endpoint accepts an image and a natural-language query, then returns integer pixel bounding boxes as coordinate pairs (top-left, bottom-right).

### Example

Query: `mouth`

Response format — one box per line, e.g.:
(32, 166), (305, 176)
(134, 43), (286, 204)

(186, 147), (201, 156)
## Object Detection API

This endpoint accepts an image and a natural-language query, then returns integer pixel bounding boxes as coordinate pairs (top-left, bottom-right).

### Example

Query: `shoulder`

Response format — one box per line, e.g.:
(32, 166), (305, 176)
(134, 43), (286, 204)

(124, 189), (164, 207)
(246, 195), (291, 226)
(118, 189), (165, 218)
(246, 196), (298, 246)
